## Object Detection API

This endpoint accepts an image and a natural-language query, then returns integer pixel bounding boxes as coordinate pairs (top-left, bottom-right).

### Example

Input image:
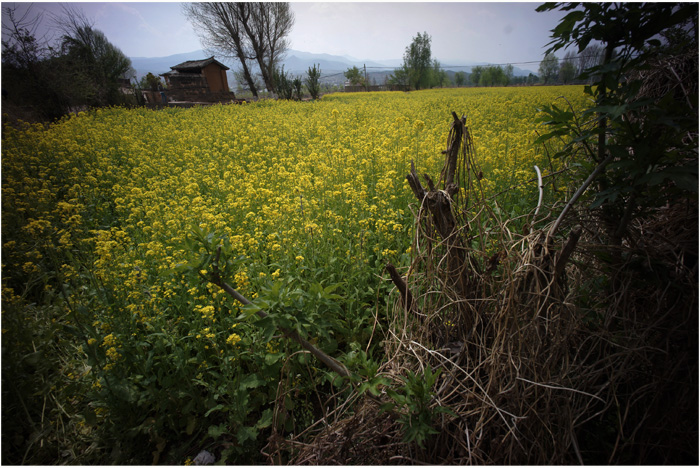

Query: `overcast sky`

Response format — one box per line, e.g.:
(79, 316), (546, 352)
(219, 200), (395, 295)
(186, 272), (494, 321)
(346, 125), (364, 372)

(2, 2), (566, 70)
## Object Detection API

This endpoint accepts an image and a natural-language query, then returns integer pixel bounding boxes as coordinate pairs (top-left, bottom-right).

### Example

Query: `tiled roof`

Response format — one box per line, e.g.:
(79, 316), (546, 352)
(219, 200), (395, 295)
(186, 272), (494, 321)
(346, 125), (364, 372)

(170, 56), (230, 72)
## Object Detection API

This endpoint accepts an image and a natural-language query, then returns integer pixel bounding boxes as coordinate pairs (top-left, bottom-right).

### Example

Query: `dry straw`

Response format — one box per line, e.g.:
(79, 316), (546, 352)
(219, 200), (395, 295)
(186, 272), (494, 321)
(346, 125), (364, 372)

(280, 107), (697, 464)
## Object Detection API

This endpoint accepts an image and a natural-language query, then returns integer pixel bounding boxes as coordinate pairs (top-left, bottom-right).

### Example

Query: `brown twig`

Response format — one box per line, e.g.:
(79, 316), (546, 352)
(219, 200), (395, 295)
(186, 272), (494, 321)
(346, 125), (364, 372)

(386, 262), (421, 317)
(203, 246), (351, 378)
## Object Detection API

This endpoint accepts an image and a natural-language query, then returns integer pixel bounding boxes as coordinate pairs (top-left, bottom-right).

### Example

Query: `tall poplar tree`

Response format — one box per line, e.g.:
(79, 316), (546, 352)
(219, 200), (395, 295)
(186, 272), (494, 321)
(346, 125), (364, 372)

(394, 31), (433, 90)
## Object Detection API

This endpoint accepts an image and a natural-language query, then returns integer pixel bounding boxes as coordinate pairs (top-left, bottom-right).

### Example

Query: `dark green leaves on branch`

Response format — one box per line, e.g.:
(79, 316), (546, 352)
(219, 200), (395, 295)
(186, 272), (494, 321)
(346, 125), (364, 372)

(390, 31), (433, 90)
(535, 1), (698, 243)
(305, 63), (321, 99)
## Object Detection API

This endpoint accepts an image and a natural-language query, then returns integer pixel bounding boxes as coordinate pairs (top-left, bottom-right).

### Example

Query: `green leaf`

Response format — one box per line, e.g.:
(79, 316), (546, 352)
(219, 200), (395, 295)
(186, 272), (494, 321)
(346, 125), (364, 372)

(204, 404), (224, 417)
(236, 425), (258, 444)
(239, 373), (265, 391)
(264, 352), (284, 365)
(237, 302), (264, 320)
(83, 407), (97, 426)
(323, 283), (342, 295)
(379, 402), (396, 413)
(255, 409), (273, 429)
(207, 424), (227, 438)
(434, 405), (458, 417)
(186, 416), (196, 435)
(535, 3), (558, 13)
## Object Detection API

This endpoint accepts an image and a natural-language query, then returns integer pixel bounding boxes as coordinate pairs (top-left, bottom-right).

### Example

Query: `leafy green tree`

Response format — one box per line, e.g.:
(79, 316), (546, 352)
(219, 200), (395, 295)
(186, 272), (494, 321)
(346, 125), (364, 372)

(57, 6), (133, 106)
(431, 59), (449, 88)
(273, 65), (293, 99)
(454, 71), (467, 87)
(469, 66), (482, 86)
(388, 64), (410, 88)
(478, 67), (492, 86)
(344, 66), (364, 86)
(305, 63), (321, 100)
(504, 64), (514, 85)
(536, 2), (698, 248)
(2, 4), (133, 120)
(474, 65), (507, 87)
(558, 50), (577, 83)
(1, 4), (69, 120)
(139, 72), (164, 91)
(404, 31), (432, 89)
(292, 76), (302, 100)
(538, 52), (559, 84)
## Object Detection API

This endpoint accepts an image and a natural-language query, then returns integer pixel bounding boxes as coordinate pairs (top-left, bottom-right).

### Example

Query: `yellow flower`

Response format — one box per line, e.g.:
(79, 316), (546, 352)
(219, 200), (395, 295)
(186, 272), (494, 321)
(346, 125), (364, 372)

(105, 346), (120, 361)
(102, 333), (117, 347)
(226, 333), (241, 346)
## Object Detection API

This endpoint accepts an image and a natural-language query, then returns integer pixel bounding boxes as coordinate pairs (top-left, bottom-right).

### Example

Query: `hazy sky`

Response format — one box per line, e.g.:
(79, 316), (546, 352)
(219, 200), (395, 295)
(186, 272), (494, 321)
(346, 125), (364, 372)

(2, 2), (566, 69)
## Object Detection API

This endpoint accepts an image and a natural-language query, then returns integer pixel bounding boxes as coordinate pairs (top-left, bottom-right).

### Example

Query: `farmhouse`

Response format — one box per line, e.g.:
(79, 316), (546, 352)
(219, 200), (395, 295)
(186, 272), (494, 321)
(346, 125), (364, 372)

(160, 56), (236, 103)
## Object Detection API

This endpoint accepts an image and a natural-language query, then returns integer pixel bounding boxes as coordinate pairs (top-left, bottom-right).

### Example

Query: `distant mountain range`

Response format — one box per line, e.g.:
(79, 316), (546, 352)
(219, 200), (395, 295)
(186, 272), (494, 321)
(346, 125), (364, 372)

(129, 48), (534, 87)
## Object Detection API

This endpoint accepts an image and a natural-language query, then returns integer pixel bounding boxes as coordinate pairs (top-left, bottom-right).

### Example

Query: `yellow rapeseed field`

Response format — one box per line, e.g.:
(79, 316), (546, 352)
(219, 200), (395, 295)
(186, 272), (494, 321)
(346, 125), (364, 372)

(2, 85), (588, 463)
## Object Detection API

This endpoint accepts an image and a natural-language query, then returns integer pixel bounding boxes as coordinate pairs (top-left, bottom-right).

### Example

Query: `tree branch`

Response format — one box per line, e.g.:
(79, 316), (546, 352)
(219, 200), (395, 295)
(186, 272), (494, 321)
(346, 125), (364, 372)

(204, 246), (351, 378)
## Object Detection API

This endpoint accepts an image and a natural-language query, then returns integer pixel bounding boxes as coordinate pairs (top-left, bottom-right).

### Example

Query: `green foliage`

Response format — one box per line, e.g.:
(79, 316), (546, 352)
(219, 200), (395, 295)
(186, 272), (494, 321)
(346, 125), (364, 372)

(388, 64), (410, 87)
(558, 51), (578, 84)
(430, 59), (450, 88)
(404, 31), (433, 90)
(344, 347), (391, 396)
(381, 365), (454, 447)
(538, 52), (559, 84)
(470, 65), (510, 87)
(305, 63), (322, 100)
(241, 278), (343, 345)
(1, 5), (134, 121)
(344, 66), (365, 87)
(139, 72), (164, 91)
(390, 31), (434, 90)
(536, 2), (698, 247)
(273, 65), (294, 100)
(292, 76), (303, 101)
(454, 71), (467, 87)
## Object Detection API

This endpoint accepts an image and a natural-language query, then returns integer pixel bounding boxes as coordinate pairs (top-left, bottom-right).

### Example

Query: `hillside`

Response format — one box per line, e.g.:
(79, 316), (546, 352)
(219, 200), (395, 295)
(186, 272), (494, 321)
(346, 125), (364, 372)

(128, 48), (534, 87)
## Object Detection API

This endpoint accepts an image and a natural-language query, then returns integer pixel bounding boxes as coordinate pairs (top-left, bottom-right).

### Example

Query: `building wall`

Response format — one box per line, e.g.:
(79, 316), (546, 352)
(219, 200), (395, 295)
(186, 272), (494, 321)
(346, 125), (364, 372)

(202, 64), (229, 93)
(163, 65), (235, 102)
(167, 74), (210, 101)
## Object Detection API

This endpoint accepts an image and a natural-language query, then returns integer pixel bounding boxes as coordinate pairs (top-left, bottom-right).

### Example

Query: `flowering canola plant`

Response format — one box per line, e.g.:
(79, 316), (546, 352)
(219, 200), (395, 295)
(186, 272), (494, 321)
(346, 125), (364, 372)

(2, 86), (588, 463)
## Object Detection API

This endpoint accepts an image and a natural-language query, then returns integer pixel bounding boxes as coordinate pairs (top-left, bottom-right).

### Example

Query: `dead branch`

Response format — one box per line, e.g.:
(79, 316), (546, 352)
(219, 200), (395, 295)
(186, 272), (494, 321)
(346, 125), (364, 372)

(204, 246), (351, 378)
(386, 262), (421, 316)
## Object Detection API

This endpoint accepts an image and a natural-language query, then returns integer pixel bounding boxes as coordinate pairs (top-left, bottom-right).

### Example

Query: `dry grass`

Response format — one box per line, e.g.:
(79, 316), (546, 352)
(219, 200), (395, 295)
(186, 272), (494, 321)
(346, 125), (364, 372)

(280, 110), (697, 465)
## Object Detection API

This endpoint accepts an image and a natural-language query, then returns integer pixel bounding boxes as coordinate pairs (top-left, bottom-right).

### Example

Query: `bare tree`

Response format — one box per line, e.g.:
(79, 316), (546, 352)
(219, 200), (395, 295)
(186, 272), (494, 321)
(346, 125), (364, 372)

(54, 5), (133, 106)
(577, 43), (605, 78)
(559, 49), (578, 84)
(183, 2), (259, 96)
(1, 4), (52, 68)
(183, 2), (294, 96)
(246, 2), (294, 93)
(233, 66), (262, 95)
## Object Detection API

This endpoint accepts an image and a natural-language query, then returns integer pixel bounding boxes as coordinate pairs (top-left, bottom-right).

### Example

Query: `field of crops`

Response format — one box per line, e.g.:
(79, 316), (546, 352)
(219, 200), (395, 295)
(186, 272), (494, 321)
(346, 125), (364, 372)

(2, 86), (588, 464)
